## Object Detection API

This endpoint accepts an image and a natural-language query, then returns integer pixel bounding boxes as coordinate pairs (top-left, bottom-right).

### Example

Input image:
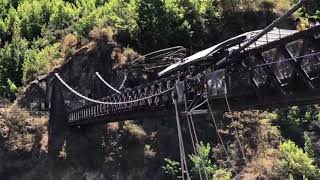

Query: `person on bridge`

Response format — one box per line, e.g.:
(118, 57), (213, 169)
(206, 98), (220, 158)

(296, 18), (308, 31)
(316, 18), (320, 26)
(308, 17), (317, 28)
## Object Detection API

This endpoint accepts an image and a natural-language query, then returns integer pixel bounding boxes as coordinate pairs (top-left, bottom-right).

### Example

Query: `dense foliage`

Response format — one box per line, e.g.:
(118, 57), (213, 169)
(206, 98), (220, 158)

(0, 0), (294, 95)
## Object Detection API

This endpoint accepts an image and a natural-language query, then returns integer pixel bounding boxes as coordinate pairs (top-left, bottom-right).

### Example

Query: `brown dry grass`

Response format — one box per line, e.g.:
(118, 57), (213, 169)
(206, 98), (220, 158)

(111, 47), (141, 69)
(239, 112), (282, 179)
(89, 27), (115, 42)
(0, 104), (48, 152)
(123, 121), (147, 141)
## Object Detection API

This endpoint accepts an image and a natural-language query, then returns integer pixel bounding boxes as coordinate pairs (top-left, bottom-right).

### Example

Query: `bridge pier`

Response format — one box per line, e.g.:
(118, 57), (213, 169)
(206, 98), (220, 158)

(48, 80), (105, 179)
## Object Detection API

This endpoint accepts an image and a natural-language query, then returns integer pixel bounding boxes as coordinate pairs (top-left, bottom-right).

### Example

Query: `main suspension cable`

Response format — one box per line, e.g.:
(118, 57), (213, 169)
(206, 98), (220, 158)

(55, 73), (173, 105)
(95, 72), (121, 94)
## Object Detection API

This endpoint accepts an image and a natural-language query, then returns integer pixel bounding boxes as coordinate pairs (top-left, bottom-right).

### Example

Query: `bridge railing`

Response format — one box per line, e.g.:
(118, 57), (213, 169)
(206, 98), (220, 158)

(67, 76), (178, 124)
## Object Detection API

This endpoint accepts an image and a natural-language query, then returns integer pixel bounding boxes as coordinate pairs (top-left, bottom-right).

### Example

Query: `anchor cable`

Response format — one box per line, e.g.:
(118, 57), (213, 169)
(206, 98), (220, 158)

(184, 95), (205, 180)
(184, 94), (209, 180)
(173, 97), (191, 180)
(206, 98), (239, 176)
(224, 93), (248, 164)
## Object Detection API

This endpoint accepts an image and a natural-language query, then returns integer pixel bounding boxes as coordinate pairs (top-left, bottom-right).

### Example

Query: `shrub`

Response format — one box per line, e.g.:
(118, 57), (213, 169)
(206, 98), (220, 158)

(62, 34), (78, 59)
(144, 144), (156, 159)
(88, 26), (115, 42)
(123, 47), (140, 62)
(123, 121), (147, 140)
(212, 169), (232, 180)
(7, 79), (18, 94)
(189, 142), (217, 178)
(162, 158), (182, 180)
(23, 43), (61, 84)
(280, 140), (319, 178)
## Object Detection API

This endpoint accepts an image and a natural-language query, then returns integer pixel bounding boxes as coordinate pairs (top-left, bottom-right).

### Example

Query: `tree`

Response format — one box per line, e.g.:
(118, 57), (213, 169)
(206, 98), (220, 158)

(276, 105), (319, 147)
(136, 0), (191, 52)
(189, 142), (217, 179)
(280, 140), (319, 179)
(0, 34), (28, 93)
(290, 0), (320, 17)
(162, 158), (182, 180)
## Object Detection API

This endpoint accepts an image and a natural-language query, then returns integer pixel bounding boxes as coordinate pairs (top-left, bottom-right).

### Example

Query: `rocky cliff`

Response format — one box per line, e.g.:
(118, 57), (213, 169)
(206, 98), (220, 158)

(0, 33), (281, 180)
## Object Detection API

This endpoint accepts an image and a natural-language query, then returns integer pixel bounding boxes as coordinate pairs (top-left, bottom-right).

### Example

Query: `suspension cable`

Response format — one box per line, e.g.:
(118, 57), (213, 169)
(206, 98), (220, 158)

(184, 94), (209, 180)
(184, 95), (205, 180)
(55, 73), (173, 105)
(173, 96), (191, 180)
(184, 95), (197, 154)
(206, 98), (239, 176)
(224, 93), (248, 164)
(190, 100), (207, 112)
(118, 71), (128, 90)
(187, 93), (204, 110)
(95, 72), (121, 94)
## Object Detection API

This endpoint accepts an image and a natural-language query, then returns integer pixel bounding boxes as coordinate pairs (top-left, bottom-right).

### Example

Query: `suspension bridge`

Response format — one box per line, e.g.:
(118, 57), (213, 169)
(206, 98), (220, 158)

(56, 24), (320, 126)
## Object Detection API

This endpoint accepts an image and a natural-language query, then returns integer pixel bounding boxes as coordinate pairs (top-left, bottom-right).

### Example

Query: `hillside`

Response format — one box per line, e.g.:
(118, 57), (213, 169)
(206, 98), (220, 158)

(1, 0), (320, 180)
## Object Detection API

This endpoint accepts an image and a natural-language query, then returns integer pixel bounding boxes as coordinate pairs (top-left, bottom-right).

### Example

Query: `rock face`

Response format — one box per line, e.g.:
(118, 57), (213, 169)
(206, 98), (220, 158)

(44, 38), (181, 180)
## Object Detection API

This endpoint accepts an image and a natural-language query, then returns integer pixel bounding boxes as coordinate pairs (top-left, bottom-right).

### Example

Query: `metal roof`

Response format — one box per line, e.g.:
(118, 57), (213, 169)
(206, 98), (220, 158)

(158, 28), (298, 76)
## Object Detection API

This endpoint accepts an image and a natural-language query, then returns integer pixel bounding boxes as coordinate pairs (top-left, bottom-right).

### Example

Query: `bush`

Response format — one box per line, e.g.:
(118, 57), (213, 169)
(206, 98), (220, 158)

(61, 33), (78, 59)
(162, 158), (182, 180)
(144, 144), (156, 159)
(7, 79), (18, 94)
(212, 169), (232, 180)
(280, 140), (319, 179)
(89, 26), (115, 42)
(23, 43), (61, 84)
(123, 47), (140, 62)
(123, 121), (147, 141)
(189, 142), (217, 178)
(0, 35), (28, 92)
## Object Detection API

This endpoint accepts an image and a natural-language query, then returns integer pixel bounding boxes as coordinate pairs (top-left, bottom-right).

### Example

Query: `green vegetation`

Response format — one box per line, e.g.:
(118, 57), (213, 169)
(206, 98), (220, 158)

(189, 142), (216, 178)
(162, 158), (182, 180)
(0, 0), (298, 95)
(280, 140), (319, 179)
(163, 142), (231, 180)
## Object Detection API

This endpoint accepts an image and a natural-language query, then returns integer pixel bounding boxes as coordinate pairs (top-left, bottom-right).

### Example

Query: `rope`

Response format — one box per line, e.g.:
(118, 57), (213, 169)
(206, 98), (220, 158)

(95, 72), (121, 94)
(55, 73), (174, 105)
(224, 93), (248, 164)
(173, 97), (191, 180)
(206, 98), (239, 176)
